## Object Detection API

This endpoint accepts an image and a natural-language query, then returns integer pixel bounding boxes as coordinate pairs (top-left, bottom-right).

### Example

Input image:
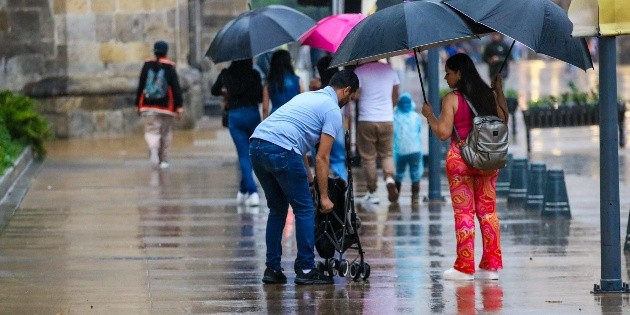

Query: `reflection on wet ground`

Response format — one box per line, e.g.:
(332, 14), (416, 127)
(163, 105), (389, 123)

(0, 60), (630, 313)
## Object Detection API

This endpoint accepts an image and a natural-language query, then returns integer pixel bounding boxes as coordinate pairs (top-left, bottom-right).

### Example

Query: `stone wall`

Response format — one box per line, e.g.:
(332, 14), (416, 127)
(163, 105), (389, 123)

(0, 0), (203, 138)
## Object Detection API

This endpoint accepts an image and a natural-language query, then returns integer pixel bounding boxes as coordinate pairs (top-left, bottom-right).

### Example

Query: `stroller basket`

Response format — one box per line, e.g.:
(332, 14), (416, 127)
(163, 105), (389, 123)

(314, 176), (360, 259)
(311, 130), (370, 281)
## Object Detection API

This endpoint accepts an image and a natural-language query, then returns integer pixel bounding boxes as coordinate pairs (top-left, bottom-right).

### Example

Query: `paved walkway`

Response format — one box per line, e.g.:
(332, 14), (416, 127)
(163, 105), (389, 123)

(1, 117), (629, 314)
(2, 61), (630, 314)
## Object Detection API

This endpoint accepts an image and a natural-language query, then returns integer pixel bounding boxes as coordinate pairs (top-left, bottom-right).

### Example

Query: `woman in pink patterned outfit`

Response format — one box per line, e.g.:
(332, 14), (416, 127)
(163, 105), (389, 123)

(421, 53), (508, 281)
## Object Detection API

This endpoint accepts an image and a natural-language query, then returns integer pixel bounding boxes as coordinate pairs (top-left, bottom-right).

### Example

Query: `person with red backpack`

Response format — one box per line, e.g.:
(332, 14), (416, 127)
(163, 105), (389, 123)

(136, 40), (184, 169)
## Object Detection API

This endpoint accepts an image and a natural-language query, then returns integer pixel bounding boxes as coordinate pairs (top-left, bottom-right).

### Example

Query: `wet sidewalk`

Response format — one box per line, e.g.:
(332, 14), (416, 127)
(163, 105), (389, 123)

(2, 61), (630, 314)
(1, 114), (629, 314)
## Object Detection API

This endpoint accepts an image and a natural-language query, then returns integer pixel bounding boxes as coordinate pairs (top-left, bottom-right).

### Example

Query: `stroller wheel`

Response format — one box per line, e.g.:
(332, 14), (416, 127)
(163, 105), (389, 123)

(360, 262), (371, 280)
(315, 261), (325, 273)
(327, 259), (339, 277)
(349, 262), (361, 280)
(339, 259), (350, 277)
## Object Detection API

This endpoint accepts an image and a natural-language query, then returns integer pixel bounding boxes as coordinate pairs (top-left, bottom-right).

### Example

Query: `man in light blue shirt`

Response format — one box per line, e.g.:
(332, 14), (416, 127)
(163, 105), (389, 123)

(249, 69), (359, 285)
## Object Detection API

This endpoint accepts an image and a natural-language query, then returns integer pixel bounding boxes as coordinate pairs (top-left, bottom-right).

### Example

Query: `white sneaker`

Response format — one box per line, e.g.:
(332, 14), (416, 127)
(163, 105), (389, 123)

(236, 192), (247, 204)
(361, 192), (380, 204)
(246, 192), (260, 206)
(159, 161), (170, 169)
(150, 149), (159, 169)
(443, 268), (474, 281)
(475, 269), (499, 280)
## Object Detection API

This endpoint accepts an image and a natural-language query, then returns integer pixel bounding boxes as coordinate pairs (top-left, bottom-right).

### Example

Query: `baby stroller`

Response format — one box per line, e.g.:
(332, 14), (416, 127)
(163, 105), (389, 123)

(312, 130), (370, 281)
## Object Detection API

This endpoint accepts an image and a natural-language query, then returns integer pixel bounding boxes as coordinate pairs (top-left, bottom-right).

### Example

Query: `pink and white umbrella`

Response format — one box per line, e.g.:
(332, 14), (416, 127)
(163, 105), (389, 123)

(300, 13), (366, 53)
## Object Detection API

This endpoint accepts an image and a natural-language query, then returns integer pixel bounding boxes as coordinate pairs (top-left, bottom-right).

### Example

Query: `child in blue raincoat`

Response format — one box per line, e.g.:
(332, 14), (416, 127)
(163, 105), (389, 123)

(393, 92), (424, 205)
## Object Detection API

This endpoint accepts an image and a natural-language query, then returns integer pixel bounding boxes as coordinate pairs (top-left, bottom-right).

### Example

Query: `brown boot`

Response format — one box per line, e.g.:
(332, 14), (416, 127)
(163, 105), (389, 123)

(411, 181), (420, 205)
(386, 177), (399, 203)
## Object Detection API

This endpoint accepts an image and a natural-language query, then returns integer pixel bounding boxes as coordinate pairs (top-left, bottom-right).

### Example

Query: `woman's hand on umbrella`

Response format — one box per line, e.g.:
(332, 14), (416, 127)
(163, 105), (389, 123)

(421, 102), (433, 118)
(492, 75), (503, 91)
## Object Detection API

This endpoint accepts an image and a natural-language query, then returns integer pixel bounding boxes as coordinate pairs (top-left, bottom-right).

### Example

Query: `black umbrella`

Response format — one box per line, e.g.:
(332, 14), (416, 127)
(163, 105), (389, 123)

(330, 0), (491, 102)
(442, 0), (593, 71)
(206, 5), (316, 63)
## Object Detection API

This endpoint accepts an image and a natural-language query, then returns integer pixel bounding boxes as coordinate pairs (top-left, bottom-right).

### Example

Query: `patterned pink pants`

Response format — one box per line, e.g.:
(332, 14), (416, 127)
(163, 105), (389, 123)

(445, 141), (503, 274)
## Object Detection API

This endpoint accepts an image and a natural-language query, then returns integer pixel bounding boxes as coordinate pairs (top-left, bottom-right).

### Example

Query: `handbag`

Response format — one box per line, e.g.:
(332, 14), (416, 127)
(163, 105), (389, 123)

(453, 97), (509, 170)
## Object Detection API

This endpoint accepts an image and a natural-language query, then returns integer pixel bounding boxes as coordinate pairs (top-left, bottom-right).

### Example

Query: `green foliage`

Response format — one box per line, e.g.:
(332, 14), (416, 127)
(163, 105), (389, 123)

(439, 88), (452, 99)
(505, 88), (519, 99)
(527, 95), (556, 109)
(0, 90), (53, 157)
(0, 117), (25, 174)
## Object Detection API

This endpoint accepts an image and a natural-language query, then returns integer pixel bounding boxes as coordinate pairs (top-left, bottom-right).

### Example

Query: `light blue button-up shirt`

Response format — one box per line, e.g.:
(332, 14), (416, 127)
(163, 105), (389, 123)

(251, 86), (343, 155)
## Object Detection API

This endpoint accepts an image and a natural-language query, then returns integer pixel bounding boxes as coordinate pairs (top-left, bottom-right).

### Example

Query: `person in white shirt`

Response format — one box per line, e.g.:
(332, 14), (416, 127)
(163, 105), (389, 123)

(354, 60), (400, 204)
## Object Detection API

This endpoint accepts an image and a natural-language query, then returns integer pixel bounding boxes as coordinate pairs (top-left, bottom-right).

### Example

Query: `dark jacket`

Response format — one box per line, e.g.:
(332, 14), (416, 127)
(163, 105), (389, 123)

(211, 68), (262, 109)
(136, 57), (183, 116)
(483, 40), (511, 79)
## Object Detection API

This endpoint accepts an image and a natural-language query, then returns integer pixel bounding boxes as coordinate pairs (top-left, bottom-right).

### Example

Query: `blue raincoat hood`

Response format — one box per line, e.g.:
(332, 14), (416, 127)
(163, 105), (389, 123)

(396, 92), (415, 113)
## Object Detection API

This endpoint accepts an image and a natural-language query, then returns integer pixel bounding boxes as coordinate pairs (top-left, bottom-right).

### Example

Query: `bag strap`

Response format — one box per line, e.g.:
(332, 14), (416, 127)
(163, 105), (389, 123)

(462, 95), (479, 117)
(452, 90), (474, 143)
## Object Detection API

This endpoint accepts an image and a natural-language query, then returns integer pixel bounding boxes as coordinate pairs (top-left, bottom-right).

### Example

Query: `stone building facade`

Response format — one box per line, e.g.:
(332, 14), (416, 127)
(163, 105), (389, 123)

(1, 0), (628, 137)
(0, 0), (247, 138)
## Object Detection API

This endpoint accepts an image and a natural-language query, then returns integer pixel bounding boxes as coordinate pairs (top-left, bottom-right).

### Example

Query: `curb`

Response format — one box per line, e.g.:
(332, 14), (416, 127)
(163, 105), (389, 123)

(0, 146), (34, 205)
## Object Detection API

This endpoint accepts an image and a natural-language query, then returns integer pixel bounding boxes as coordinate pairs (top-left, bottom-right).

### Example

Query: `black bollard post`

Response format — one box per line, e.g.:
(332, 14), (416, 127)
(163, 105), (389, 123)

(541, 169), (571, 218)
(526, 163), (546, 212)
(508, 158), (528, 208)
(496, 154), (513, 198)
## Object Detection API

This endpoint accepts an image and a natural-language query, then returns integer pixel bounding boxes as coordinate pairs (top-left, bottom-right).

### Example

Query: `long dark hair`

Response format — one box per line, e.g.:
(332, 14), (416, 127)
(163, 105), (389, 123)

(446, 53), (497, 116)
(267, 50), (295, 92)
(228, 58), (253, 73)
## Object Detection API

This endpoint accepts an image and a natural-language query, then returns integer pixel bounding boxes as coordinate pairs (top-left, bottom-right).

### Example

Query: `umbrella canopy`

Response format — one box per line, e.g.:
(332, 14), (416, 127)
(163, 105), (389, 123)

(330, 0), (491, 67)
(442, 0), (594, 70)
(206, 5), (316, 63)
(300, 13), (367, 53)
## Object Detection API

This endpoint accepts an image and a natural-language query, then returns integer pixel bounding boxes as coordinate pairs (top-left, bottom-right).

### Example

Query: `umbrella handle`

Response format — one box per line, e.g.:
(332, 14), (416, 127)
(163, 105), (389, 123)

(496, 40), (516, 81)
(413, 48), (428, 104)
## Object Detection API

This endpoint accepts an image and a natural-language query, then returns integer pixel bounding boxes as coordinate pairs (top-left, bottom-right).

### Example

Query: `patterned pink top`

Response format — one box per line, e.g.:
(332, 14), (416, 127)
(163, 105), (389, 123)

(452, 90), (473, 141)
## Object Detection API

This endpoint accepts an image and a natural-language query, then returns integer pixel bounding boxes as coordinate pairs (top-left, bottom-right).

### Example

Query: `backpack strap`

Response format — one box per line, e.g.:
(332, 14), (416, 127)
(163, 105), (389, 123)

(452, 90), (473, 144)
(462, 95), (478, 117)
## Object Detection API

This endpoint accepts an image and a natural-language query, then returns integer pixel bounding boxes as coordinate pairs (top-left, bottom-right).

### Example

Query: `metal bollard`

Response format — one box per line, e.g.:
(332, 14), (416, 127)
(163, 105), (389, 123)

(496, 154), (513, 198)
(526, 163), (546, 212)
(541, 169), (571, 218)
(508, 158), (528, 208)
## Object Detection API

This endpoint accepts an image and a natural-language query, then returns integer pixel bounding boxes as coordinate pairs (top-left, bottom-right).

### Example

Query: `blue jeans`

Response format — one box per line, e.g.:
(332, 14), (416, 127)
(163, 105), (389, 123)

(249, 138), (315, 271)
(228, 107), (261, 194)
(395, 152), (423, 182)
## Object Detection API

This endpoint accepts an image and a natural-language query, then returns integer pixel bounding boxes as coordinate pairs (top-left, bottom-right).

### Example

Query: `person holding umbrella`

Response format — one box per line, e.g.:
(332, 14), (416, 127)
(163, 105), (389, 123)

(249, 69), (359, 285)
(211, 59), (263, 207)
(421, 53), (508, 281)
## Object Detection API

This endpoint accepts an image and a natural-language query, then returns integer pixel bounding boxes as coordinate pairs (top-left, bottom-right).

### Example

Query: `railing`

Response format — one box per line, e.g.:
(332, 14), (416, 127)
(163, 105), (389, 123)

(522, 103), (626, 152)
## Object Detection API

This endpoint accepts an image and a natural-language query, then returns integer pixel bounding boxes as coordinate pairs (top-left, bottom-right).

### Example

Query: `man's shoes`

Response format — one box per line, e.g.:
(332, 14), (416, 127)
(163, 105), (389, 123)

(159, 161), (170, 169)
(361, 192), (380, 204)
(476, 269), (499, 280)
(385, 177), (399, 202)
(262, 267), (287, 284)
(295, 268), (333, 285)
(443, 268), (474, 281)
(246, 192), (260, 206)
